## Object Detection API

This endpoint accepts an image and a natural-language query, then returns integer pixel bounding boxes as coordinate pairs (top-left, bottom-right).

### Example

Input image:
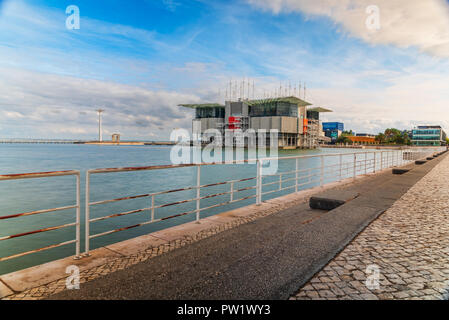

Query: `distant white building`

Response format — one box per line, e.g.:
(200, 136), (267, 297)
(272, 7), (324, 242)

(411, 126), (447, 146)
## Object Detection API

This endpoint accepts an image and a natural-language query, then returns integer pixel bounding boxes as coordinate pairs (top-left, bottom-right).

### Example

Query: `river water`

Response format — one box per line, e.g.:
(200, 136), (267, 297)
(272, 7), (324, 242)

(0, 144), (380, 275)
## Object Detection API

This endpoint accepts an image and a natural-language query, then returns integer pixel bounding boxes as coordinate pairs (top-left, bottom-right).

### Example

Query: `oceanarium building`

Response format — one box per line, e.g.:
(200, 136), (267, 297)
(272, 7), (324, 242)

(179, 96), (332, 149)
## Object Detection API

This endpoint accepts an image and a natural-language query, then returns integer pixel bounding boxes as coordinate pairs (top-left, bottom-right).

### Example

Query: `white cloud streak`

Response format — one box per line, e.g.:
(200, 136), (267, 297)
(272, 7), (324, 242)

(0, 67), (198, 139)
(247, 0), (449, 58)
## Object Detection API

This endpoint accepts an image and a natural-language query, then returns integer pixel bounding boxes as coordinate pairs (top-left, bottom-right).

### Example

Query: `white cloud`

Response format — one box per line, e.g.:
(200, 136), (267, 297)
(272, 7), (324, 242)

(0, 67), (199, 140)
(247, 0), (449, 58)
(312, 70), (449, 133)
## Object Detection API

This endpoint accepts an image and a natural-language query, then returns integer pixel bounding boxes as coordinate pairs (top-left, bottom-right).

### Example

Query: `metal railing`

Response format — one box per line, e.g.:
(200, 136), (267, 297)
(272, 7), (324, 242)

(256, 148), (443, 201)
(84, 162), (259, 255)
(0, 170), (81, 262)
(84, 147), (444, 256)
(0, 147), (444, 262)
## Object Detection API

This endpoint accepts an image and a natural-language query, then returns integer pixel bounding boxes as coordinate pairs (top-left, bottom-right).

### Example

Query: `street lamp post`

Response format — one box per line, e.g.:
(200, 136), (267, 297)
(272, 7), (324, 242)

(96, 109), (104, 142)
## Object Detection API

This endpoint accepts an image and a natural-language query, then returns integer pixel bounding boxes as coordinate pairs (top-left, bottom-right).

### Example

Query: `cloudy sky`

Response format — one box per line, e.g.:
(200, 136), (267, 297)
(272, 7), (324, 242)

(1, 0), (449, 140)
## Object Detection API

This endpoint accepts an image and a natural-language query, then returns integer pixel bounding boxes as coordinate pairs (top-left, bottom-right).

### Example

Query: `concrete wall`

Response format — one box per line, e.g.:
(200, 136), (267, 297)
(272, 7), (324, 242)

(195, 118), (223, 133)
(249, 116), (298, 134)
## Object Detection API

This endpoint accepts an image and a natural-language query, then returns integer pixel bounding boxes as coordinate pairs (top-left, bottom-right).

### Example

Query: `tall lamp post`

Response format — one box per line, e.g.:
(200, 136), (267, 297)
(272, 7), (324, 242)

(96, 109), (104, 142)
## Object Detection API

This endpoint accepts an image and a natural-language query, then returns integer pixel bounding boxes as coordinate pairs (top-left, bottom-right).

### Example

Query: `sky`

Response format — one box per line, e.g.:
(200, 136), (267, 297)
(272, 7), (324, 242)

(1, 0), (449, 140)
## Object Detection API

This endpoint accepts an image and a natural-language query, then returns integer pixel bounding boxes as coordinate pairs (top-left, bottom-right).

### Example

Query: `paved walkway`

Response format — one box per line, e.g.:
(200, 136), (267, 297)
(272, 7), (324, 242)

(291, 154), (449, 300)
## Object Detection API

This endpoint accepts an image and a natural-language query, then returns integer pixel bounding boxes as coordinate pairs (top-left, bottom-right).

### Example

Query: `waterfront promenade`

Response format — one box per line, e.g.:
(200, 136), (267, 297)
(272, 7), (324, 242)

(292, 153), (449, 300)
(1, 151), (447, 300)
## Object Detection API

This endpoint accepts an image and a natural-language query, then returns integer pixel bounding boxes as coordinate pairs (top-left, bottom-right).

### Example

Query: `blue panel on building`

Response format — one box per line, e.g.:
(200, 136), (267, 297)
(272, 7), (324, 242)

(322, 122), (344, 131)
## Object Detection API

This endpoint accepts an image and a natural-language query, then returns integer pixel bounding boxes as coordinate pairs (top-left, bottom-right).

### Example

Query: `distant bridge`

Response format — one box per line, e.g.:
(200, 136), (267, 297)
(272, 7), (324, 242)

(0, 139), (85, 144)
(0, 139), (176, 145)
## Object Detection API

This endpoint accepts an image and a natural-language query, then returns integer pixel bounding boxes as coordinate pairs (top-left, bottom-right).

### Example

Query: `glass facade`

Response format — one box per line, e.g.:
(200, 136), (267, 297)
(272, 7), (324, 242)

(412, 129), (440, 136)
(306, 110), (319, 120)
(412, 135), (441, 141)
(411, 127), (446, 146)
(195, 107), (225, 119)
(249, 102), (298, 117)
(323, 122), (344, 131)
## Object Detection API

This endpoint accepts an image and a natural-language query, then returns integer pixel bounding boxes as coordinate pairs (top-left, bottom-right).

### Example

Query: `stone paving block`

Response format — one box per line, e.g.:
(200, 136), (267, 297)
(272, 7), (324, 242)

(309, 190), (359, 210)
(0, 247), (121, 293)
(105, 234), (168, 256)
(149, 219), (222, 241)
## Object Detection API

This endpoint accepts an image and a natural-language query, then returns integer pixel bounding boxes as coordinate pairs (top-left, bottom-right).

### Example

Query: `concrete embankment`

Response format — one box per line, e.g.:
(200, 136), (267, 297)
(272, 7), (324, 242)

(1, 151), (446, 300)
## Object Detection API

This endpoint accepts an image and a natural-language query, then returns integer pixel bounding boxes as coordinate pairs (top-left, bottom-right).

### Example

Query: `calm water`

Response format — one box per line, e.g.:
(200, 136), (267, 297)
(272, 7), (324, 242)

(0, 144), (376, 275)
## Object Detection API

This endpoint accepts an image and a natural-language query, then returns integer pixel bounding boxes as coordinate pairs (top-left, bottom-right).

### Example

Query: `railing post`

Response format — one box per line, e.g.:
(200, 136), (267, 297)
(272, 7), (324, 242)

(320, 155), (324, 186)
(85, 171), (90, 257)
(295, 158), (299, 193)
(74, 172), (81, 260)
(353, 153), (356, 179)
(196, 166), (201, 223)
(256, 159), (262, 205)
(151, 194), (155, 222)
(230, 181), (234, 202)
(373, 152), (376, 173)
(380, 151), (383, 171)
(279, 173), (282, 191)
(364, 153), (367, 174)
(339, 154), (342, 180)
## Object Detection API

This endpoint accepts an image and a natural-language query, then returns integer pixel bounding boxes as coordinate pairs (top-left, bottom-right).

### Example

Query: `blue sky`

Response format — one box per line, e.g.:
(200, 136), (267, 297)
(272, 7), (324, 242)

(1, 0), (449, 139)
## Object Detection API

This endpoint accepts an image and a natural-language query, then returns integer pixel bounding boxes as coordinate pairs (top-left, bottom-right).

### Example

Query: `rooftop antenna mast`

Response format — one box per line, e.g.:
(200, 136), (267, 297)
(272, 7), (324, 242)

(304, 82), (307, 100)
(234, 81), (237, 100)
(252, 80), (255, 100)
(96, 109), (104, 142)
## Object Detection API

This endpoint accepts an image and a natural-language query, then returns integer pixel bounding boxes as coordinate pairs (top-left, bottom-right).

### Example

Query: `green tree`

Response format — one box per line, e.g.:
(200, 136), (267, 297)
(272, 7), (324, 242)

(336, 135), (351, 144)
(336, 130), (354, 144)
(378, 128), (410, 145)
(375, 133), (386, 144)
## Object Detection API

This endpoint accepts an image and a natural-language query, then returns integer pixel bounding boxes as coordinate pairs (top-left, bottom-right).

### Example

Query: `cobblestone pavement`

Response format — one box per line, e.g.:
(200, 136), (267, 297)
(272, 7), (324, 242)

(291, 156), (449, 300)
(3, 193), (309, 300)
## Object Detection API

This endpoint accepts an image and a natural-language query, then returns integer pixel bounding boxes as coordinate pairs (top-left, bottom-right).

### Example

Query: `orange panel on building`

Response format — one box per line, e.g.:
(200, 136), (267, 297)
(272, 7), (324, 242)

(347, 136), (377, 144)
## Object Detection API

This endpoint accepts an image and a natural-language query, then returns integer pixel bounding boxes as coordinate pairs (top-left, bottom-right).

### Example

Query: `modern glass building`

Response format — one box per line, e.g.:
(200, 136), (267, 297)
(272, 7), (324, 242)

(322, 122), (344, 132)
(411, 126), (447, 146)
(322, 122), (344, 142)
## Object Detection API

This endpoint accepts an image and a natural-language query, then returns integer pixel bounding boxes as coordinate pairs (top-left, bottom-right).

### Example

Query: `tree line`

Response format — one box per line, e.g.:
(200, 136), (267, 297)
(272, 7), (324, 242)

(335, 128), (411, 145)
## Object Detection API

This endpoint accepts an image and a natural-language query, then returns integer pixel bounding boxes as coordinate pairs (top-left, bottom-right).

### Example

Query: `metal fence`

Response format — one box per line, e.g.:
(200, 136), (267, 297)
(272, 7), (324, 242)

(83, 147), (444, 256)
(0, 147), (444, 262)
(0, 170), (81, 262)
